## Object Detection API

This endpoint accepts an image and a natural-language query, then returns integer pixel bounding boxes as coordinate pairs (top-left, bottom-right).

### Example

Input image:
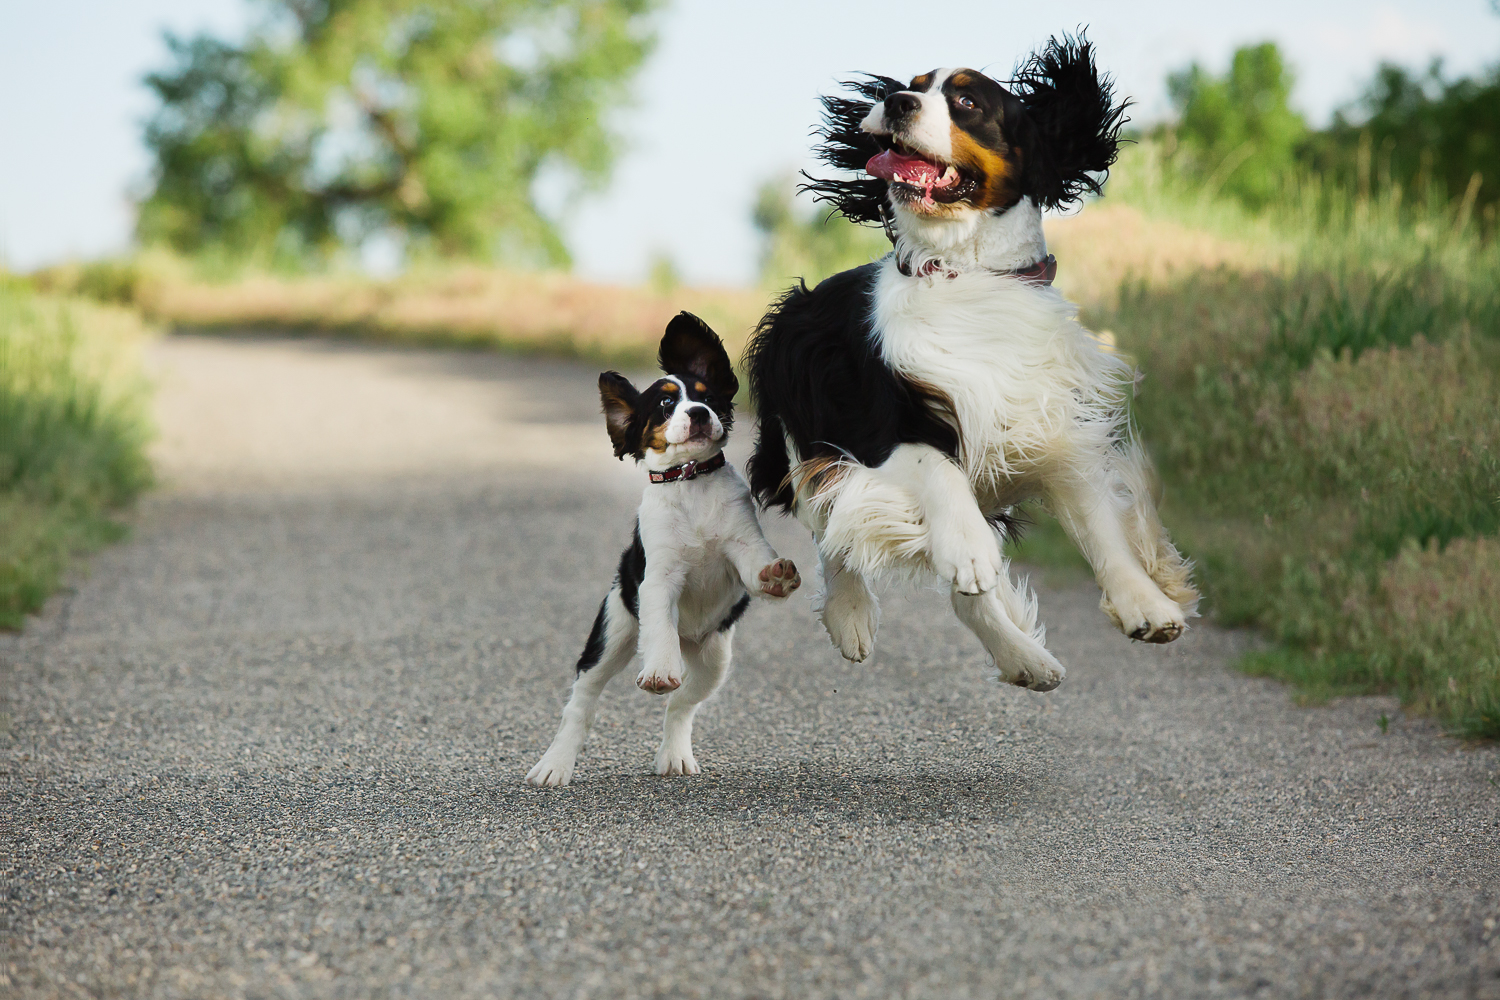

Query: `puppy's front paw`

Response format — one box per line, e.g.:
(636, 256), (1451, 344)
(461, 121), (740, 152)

(758, 558), (801, 599)
(821, 589), (878, 663)
(636, 665), (683, 695)
(930, 517), (1002, 595)
(1102, 584), (1187, 644)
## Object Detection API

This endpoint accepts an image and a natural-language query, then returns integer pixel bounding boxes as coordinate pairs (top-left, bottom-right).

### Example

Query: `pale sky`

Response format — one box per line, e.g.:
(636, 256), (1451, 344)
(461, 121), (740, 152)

(1, 0), (1496, 284)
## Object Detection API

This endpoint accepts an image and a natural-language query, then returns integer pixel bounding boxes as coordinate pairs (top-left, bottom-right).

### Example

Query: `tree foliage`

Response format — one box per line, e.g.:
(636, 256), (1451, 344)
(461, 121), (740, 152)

(1162, 42), (1307, 209)
(137, 0), (658, 266)
(1301, 62), (1500, 215)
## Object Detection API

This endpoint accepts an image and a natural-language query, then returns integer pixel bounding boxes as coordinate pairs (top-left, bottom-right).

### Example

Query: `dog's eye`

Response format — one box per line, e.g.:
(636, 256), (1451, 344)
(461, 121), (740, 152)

(659, 398), (673, 414)
(957, 94), (976, 110)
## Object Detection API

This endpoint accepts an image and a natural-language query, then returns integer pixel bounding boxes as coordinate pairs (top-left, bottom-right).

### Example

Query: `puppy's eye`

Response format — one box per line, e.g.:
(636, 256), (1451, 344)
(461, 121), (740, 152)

(957, 94), (976, 110)
(659, 398), (673, 414)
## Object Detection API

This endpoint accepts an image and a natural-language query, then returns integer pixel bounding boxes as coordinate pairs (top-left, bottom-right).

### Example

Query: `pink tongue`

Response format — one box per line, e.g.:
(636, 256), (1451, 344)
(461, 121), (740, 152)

(866, 149), (943, 187)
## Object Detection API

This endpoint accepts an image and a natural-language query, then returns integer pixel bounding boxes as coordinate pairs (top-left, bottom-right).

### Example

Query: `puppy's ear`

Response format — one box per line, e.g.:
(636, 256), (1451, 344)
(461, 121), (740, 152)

(598, 372), (640, 460)
(658, 312), (739, 399)
(1010, 33), (1131, 210)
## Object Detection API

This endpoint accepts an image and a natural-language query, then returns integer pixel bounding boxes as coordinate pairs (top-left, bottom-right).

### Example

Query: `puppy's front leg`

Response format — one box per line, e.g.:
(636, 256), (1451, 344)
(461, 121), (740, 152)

(635, 565), (687, 694)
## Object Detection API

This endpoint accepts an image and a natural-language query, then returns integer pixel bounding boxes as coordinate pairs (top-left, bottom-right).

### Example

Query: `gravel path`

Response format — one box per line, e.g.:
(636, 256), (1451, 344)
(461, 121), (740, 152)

(4, 334), (1497, 999)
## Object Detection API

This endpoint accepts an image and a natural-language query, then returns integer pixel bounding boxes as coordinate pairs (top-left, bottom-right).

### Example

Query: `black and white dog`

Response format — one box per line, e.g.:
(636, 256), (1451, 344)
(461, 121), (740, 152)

(746, 36), (1197, 690)
(527, 313), (800, 787)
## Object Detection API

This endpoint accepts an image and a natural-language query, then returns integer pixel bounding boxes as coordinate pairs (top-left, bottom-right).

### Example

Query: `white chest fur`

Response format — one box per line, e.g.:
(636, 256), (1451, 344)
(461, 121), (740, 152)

(869, 258), (1128, 502)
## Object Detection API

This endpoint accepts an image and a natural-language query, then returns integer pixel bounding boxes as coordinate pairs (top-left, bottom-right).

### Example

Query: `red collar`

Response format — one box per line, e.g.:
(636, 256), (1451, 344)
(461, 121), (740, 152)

(648, 450), (727, 484)
(897, 253), (1057, 285)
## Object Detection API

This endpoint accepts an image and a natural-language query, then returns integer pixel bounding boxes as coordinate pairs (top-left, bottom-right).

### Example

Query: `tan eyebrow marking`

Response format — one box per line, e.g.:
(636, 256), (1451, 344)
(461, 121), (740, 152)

(694, 381), (706, 393)
(950, 72), (973, 88)
(910, 73), (932, 91)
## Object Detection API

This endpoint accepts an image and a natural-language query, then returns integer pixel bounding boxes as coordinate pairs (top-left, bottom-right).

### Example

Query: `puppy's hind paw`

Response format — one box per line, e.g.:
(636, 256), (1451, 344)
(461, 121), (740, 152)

(654, 743), (700, 777)
(758, 558), (801, 599)
(525, 755), (576, 787)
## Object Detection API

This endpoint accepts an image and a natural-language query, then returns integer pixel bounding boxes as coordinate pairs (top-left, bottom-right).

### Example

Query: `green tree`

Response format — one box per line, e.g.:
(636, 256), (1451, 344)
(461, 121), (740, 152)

(1164, 42), (1306, 208)
(1302, 61), (1500, 216)
(137, 0), (658, 267)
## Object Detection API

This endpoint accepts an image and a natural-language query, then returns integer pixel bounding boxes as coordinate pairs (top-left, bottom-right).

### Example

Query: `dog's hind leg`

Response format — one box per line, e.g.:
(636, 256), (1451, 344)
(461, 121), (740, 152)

(526, 589), (638, 787)
(949, 570), (1065, 692)
(1047, 463), (1190, 644)
(655, 630), (732, 776)
(815, 544), (881, 663)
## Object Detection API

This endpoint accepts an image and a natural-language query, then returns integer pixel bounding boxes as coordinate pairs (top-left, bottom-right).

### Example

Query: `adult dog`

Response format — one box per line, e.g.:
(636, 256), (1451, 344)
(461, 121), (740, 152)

(745, 36), (1197, 691)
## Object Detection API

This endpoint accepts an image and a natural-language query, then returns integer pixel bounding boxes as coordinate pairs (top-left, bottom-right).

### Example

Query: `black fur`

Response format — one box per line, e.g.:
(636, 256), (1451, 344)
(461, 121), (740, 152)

(616, 522), (647, 619)
(718, 593), (752, 633)
(799, 33), (1128, 224)
(1011, 34), (1131, 210)
(575, 597), (610, 674)
(745, 264), (961, 512)
(800, 74), (904, 225)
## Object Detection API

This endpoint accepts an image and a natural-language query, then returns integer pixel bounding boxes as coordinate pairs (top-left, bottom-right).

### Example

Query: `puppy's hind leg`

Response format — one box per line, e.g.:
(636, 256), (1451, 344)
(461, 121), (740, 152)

(950, 567), (1065, 692)
(656, 629), (732, 776)
(526, 589), (638, 787)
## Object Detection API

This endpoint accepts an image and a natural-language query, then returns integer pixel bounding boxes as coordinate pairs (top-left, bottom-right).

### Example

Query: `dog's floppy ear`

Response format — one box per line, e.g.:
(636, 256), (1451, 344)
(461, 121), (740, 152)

(598, 371), (640, 460)
(658, 312), (739, 399)
(1011, 33), (1131, 210)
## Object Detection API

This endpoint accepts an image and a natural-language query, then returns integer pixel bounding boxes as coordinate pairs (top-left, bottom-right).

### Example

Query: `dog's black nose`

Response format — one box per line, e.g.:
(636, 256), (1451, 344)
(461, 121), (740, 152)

(688, 406), (711, 427)
(884, 92), (921, 121)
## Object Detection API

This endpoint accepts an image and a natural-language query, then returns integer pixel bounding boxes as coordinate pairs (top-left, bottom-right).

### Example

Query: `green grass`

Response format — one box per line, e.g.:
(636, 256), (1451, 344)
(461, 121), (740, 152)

(1091, 142), (1500, 737)
(0, 283), (153, 628)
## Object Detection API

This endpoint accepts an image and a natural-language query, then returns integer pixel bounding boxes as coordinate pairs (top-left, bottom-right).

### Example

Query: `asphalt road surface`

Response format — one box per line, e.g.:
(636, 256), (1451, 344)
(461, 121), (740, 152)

(4, 334), (1498, 999)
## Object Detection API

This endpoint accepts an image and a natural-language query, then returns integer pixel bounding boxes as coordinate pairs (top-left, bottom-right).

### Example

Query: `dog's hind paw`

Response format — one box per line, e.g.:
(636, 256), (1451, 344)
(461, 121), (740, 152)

(1103, 585), (1188, 645)
(758, 558), (801, 598)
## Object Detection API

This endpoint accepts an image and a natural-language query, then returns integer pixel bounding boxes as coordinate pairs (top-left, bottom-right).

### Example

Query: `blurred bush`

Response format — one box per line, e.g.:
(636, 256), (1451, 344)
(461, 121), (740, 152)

(0, 288), (153, 628)
(752, 177), (889, 288)
(1094, 140), (1500, 737)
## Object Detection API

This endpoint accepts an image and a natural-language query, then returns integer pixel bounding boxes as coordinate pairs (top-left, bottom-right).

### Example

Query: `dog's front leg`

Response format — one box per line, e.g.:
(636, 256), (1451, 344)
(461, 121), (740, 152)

(880, 443), (1000, 595)
(635, 565), (687, 694)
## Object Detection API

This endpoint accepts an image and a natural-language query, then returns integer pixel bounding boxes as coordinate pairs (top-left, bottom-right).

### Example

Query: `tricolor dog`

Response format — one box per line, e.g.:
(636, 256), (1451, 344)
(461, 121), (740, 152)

(746, 36), (1198, 690)
(527, 313), (800, 787)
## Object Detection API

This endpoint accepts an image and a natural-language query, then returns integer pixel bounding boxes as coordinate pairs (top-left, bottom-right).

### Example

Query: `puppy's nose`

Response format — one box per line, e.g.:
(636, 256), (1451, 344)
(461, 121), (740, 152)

(884, 92), (921, 121)
(688, 406), (712, 427)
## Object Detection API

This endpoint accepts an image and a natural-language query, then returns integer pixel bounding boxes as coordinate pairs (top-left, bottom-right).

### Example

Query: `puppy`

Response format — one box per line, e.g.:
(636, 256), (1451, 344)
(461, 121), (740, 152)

(526, 312), (800, 787)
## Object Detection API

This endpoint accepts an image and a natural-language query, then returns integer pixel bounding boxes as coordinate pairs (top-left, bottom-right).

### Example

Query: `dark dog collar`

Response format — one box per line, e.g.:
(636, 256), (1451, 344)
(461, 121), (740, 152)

(897, 253), (1057, 285)
(648, 450), (727, 484)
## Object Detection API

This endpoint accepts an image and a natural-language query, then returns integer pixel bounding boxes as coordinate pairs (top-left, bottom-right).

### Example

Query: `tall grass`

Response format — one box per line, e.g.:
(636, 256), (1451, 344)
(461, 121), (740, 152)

(0, 284), (153, 628)
(1096, 142), (1500, 737)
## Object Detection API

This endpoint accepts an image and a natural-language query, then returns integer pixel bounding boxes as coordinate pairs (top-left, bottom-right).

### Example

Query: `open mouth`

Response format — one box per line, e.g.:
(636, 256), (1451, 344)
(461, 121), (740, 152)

(866, 139), (978, 206)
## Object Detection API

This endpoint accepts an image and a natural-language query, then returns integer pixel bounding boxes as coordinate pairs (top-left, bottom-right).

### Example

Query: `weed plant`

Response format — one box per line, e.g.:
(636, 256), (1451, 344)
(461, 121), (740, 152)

(0, 285), (153, 627)
(1100, 143), (1500, 736)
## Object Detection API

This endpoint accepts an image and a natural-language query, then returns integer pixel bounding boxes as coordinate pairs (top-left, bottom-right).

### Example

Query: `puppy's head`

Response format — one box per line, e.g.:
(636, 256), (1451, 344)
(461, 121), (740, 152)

(599, 312), (738, 468)
(803, 34), (1129, 226)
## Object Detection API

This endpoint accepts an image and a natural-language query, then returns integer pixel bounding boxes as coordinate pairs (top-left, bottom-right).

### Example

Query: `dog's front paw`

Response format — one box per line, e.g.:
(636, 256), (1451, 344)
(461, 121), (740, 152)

(525, 754), (576, 787)
(821, 588), (879, 663)
(1102, 584), (1187, 644)
(636, 665), (683, 695)
(758, 558), (801, 599)
(654, 741), (700, 777)
(931, 516), (1002, 595)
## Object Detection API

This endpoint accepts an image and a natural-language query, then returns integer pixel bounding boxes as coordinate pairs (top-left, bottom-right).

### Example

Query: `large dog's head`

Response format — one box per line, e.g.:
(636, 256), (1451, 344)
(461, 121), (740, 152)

(804, 35), (1128, 228)
(598, 312), (738, 468)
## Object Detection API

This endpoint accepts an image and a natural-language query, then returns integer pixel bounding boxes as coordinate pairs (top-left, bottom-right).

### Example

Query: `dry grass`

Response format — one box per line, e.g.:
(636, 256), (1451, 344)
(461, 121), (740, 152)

(44, 258), (771, 369)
